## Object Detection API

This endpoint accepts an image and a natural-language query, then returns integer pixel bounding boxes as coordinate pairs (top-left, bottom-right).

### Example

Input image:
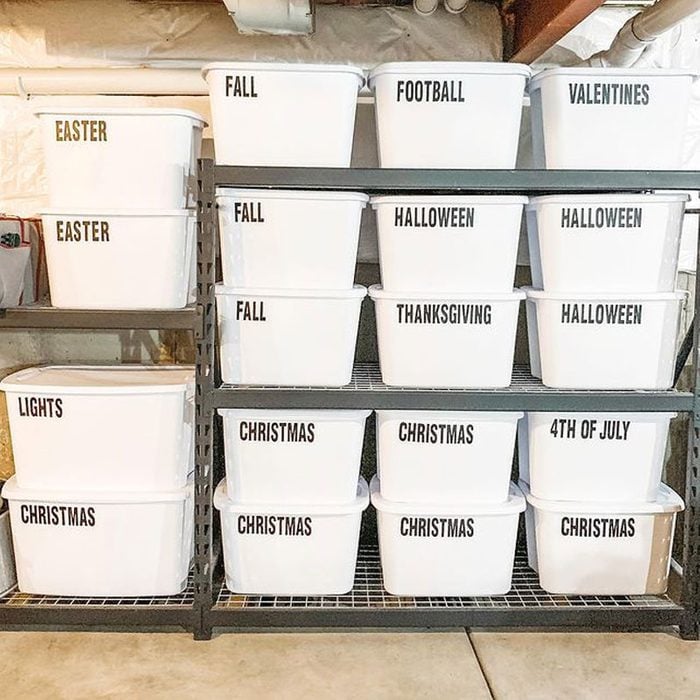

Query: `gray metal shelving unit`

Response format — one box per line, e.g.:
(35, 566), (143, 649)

(0, 306), (198, 331)
(0, 307), (200, 634)
(195, 161), (700, 640)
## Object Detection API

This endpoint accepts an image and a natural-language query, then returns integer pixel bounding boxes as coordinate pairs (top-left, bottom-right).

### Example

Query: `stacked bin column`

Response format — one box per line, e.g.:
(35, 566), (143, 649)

(1, 366), (196, 597)
(368, 62), (531, 595)
(0, 108), (205, 596)
(522, 67), (695, 595)
(205, 62), (370, 595)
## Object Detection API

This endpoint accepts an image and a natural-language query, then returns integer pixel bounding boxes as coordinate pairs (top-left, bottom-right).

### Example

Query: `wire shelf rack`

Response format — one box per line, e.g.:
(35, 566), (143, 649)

(221, 363), (686, 396)
(214, 545), (679, 612)
(214, 363), (693, 412)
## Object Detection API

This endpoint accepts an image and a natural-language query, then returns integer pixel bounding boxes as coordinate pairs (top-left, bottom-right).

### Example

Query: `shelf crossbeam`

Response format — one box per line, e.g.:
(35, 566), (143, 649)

(206, 546), (686, 631)
(0, 306), (199, 331)
(213, 166), (700, 194)
(213, 364), (694, 413)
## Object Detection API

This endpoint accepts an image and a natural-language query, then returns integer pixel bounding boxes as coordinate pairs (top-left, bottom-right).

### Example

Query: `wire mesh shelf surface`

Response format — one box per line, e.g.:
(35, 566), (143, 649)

(0, 572), (196, 608)
(214, 545), (679, 611)
(220, 362), (688, 396)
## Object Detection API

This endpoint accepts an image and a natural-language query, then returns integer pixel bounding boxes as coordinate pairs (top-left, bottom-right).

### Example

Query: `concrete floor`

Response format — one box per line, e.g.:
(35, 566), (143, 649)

(0, 630), (699, 699)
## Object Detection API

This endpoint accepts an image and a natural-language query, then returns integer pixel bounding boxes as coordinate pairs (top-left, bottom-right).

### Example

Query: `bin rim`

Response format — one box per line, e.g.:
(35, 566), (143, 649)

(529, 66), (697, 91)
(369, 284), (526, 302)
(519, 479), (684, 514)
(34, 106), (207, 126)
(371, 476), (526, 515)
(2, 475), (193, 504)
(0, 365), (194, 395)
(214, 477), (370, 514)
(202, 61), (365, 86)
(369, 61), (531, 85)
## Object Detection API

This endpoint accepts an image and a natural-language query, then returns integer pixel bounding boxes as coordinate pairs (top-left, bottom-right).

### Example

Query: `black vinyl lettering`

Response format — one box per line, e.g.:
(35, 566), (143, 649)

(397, 303), (492, 325)
(396, 79), (465, 103)
(568, 82), (651, 106)
(560, 303), (643, 325)
(20, 503), (96, 527)
(393, 206), (475, 228)
(237, 514), (314, 537)
(399, 517), (475, 538)
(397, 421), (475, 445)
(235, 300), (267, 322)
(550, 418), (577, 439)
(17, 396), (64, 419)
(233, 201), (265, 223)
(226, 75), (258, 98)
(239, 421), (315, 443)
(560, 207), (643, 229)
(562, 516), (637, 538)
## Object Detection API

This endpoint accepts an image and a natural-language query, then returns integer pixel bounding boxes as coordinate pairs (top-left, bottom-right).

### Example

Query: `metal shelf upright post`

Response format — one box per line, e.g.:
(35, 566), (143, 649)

(0, 304), (201, 635)
(195, 159), (700, 639)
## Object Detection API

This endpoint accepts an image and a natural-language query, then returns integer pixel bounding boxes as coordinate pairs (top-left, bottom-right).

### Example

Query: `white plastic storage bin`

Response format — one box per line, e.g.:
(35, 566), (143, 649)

(0, 366), (194, 491)
(372, 477), (525, 596)
(520, 480), (683, 595)
(529, 68), (695, 169)
(527, 194), (689, 293)
(215, 478), (369, 595)
(373, 195), (527, 293)
(2, 476), (194, 597)
(525, 288), (685, 389)
(217, 188), (367, 289)
(36, 107), (205, 209)
(519, 412), (675, 502)
(203, 62), (364, 167)
(216, 285), (366, 386)
(41, 210), (195, 309)
(376, 410), (522, 504)
(369, 62), (530, 168)
(369, 285), (524, 388)
(219, 408), (371, 504)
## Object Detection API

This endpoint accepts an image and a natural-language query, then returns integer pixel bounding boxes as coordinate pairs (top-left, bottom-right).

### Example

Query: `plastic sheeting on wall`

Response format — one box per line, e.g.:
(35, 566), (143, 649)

(0, 1), (501, 68)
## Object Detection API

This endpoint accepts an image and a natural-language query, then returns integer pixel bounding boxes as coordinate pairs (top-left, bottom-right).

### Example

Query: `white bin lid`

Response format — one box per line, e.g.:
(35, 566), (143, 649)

(519, 480), (684, 515)
(529, 67), (697, 90)
(202, 62), (365, 85)
(376, 410), (523, 422)
(216, 188), (369, 204)
(527, 193), (690, 209)
(371, 195), (528, 207)
(215, 284), (367, 300)
(218, 408), (372, 420)
(34, 106), (207, 126)
(525, 411), (677, 422)
(2, 475), (192, 504)
(0, 365), (194, 395)
(214, 478), (369, 514)
(369, 61), (531, 84)
(371, 476), (526, 515)
(369, 285), (526, 302)
(525, 288), (687, 302)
